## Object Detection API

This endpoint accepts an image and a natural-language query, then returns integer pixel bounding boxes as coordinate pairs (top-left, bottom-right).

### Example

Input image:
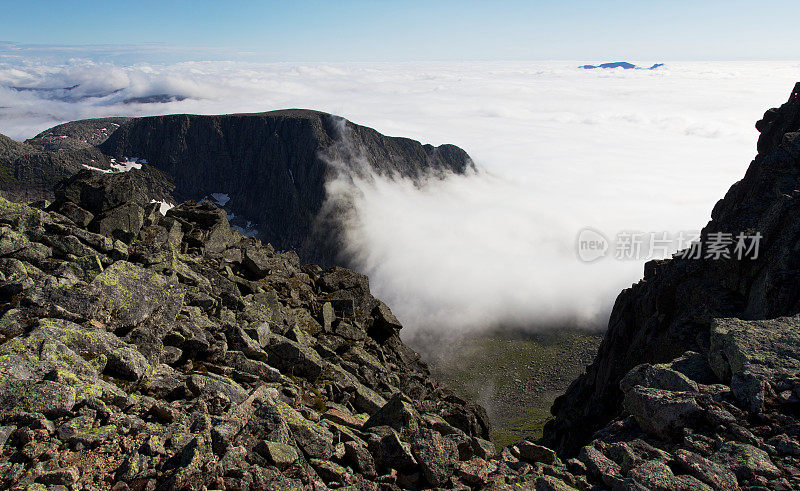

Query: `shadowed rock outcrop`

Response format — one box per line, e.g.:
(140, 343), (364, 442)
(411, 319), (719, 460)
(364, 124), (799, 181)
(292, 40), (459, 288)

(544, 82), (800, 458)
(1, 110), (474, 267)
(98, 110), (474, 266)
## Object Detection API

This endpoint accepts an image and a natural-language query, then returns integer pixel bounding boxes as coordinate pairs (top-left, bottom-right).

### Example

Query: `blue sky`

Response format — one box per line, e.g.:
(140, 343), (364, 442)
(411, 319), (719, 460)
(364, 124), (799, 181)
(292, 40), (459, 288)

(2, 0), (799, 62)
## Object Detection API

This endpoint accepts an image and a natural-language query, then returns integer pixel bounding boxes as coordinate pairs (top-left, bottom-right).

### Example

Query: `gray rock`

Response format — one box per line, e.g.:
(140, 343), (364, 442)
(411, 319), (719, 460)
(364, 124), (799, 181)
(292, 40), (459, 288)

(533, 475), (578, 491)
(188, 373), (248, 405)
(666, 351), (719, 385)
(0, 226), (30, 256)
(36, 466), (79, 485)
(673, 449), (739, 490)
(259, 441), (298, 469)
(622, 386), (703, 439)
(579, 444), (623, 488)
(267, 335), (325, 381)
(620, 363), (699, 394)
(310, 458), (349, 484)
(410, 429), (459, 487)
(105, 346), (151, 382)
(365, 393), (420, 437)
(89, 202), (145, 242)
(768, 434), (800, 456)
(344, 440), (376, 477)
(242, 246), (272, 277)
(272, 398), (333, 458)
(712, 441), (781, 480)
(516, 441), (559, 465)
(627, 460), (712, 491)
(709, 316), (800, 413)
(0, 379), (75, 417)
(378, 430), (418, 473)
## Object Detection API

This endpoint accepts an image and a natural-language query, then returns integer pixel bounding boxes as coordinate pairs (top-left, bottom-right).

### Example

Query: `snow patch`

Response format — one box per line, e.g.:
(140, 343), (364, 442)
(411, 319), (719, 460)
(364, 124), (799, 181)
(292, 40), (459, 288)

(82, 156), (145, 174)
(110, 159), (142, 172)
(82, 163), (113, 173)
(150, 199), (174, 215)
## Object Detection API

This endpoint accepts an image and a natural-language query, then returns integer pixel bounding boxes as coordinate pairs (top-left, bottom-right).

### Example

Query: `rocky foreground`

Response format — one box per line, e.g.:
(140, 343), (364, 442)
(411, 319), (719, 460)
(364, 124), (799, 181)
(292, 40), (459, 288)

(0, 170), (586, 490)
(3, 159), (799, 491)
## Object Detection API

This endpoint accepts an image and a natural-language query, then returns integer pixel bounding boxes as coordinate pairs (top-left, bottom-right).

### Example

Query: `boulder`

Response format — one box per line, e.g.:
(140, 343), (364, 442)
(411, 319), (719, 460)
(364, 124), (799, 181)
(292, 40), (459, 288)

(365, 393), (420, 437)
(709, 316), (800, 413)
(89, 202), (145, 242)
(622, 386), (703, 439)
(53, 168), (150, 215)
(516, 440), (559, 465)
(258, 441), (298, 469)
(167, 201), (234, 255)
(620, 363), (699, 394)
(673, 449), (740, 490)
(627, 460), (712, 491)
(0, 379), (75, 417)
(712, 441), (781, 481)
(409, 429), (459, 487)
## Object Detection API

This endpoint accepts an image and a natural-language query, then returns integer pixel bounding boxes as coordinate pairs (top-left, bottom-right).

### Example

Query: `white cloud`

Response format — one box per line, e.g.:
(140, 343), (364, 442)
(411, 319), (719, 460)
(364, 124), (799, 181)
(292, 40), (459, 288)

(1, 59), (799, 340)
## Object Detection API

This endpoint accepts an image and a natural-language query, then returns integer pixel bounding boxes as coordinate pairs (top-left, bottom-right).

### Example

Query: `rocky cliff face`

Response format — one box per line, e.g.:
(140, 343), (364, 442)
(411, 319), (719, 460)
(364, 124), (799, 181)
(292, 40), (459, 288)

(98, 110), (475, 266)
(0, 133), (109, 203)
(1, 111), (474, 267)
(544, 82), (800, 458)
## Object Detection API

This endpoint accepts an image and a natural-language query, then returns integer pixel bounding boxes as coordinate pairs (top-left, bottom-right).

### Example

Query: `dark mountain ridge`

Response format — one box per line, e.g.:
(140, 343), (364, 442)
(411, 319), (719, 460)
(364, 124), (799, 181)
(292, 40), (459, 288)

(98, 110), (474, 266)
(1, 110), (475, 267)
(544, 82), (800, 457)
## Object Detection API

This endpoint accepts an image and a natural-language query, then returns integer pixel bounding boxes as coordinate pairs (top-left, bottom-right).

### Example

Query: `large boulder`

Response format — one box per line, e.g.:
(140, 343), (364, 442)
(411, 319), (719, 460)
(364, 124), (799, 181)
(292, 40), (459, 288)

(622, 386), (703, 439)
(709, 316), (800, 413)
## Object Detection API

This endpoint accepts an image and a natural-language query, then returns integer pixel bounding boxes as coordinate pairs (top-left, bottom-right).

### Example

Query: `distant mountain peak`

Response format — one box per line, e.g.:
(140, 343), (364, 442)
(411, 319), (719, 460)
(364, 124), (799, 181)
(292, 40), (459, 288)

(580, 62), (664, 70)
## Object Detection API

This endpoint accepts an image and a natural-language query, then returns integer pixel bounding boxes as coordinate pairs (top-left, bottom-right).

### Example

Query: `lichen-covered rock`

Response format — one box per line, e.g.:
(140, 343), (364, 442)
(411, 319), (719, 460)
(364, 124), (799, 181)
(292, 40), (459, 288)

(410, 428), (459, 487)
(515, 440), (559, 465)
(365, 393), (420, 437)
(673, 449), (740, 490)
(620, 363), (699, 394)
(712, 441), (781, 481)
(709, 316), (800, 413)
(627, 460), (711, 491)
(622, 386), (703, 439)
(0, 379), (75, 417)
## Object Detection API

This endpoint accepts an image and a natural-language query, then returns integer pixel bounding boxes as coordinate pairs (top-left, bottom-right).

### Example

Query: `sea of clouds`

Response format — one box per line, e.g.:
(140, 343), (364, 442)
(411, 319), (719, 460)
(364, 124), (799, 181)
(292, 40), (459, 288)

(2, 55), (799, 339)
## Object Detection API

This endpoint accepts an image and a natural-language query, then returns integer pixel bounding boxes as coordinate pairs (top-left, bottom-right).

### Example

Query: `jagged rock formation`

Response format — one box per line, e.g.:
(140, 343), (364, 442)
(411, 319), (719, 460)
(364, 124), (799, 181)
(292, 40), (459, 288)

(4, 87), (800, 490)
(0, 133), (108, 203)
(544, 82), (800, 461)
(1, 111), (473, 267)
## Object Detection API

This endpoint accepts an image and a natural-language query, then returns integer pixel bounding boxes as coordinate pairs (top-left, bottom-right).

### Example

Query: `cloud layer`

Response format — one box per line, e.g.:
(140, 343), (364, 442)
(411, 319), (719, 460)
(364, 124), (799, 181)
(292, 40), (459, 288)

(2, 58), (799, 339)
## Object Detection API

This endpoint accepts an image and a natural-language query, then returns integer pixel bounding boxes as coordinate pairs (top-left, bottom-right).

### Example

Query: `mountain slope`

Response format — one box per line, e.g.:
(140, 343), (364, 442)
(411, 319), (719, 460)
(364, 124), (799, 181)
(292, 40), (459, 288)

(544, 82), (800, 456)
(0, 133), (112, 202)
